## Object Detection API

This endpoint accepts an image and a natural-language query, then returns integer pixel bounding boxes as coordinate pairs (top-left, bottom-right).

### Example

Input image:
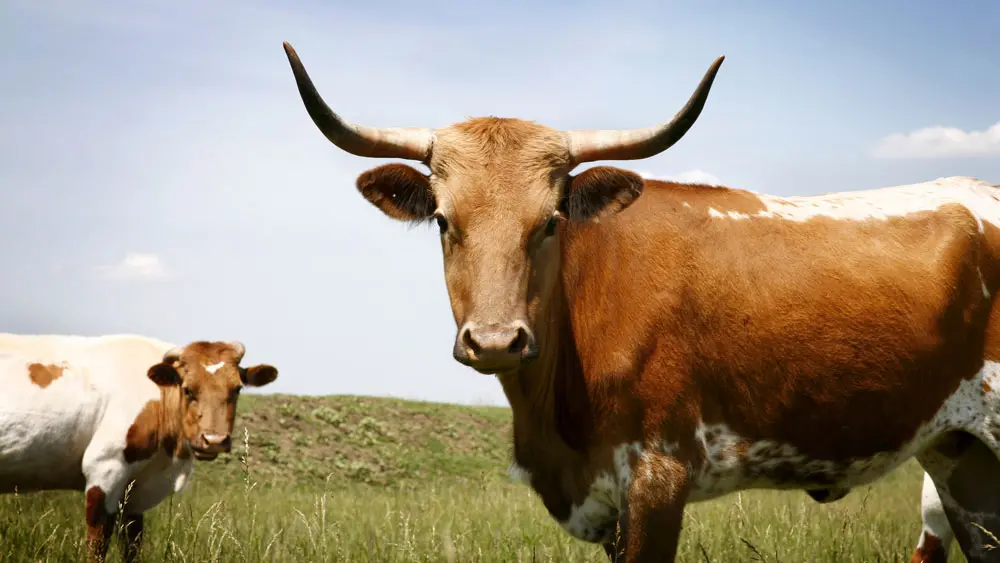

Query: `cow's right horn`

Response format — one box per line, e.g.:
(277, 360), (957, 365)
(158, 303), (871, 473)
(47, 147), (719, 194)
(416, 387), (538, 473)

(283, 42), (435, 162)
(228, 341), (246, 363)
(563, 56), (725, 164)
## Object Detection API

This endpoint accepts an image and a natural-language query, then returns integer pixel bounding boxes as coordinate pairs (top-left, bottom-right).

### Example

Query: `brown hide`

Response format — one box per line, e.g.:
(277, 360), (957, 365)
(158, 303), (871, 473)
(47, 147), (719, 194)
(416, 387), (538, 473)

(508, 180), (996, 523)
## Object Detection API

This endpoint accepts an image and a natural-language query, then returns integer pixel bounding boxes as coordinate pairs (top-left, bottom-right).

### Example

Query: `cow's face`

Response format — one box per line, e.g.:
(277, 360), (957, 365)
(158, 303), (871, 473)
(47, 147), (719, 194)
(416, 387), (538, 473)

(356, 124), (648, 374)
(146, 341), (278, 460)
(282, 42), (724, 375)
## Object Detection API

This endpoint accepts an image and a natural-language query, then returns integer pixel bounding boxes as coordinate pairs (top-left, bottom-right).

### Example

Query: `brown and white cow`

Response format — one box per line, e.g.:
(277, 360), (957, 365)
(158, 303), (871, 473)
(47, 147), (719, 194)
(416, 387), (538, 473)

(0, 333), (279, 562)
(282, 41), (1000, 562)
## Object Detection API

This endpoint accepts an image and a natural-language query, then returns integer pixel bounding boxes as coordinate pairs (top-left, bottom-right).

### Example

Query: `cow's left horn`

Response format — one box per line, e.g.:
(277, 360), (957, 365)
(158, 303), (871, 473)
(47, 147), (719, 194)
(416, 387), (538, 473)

(563, 56), (725, 164)
(283, 42), (434, 162)
(163, 346), (184, 363)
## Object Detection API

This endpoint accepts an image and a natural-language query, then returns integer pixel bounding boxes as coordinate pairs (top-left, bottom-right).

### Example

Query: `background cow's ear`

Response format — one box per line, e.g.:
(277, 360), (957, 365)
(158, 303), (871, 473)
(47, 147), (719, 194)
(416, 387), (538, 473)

(241, 364), (278, 387)
(147, 363), (181, 387)
(356, 163), (436, 222)
(561, 166), (644, 222)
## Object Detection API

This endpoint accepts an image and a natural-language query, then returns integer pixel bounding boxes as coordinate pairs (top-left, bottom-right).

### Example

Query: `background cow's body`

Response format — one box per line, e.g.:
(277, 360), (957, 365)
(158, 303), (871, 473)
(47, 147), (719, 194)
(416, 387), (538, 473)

(0, 333), (278, 562)
(0, 334), (189, 512)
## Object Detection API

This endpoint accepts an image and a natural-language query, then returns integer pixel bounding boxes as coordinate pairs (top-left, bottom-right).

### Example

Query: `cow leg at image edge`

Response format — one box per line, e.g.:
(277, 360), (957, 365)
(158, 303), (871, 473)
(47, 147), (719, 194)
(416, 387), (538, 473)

(918, 433), (1000, 562)
(910, 471), (955, 563)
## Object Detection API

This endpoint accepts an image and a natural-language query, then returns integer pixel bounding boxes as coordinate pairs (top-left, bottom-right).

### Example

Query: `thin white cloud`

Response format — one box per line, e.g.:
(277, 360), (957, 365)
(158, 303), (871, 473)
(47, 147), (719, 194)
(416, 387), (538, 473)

(870, 121), (1000, 159)
(638, 169), (724, 186)
(96, 253), (169, 281)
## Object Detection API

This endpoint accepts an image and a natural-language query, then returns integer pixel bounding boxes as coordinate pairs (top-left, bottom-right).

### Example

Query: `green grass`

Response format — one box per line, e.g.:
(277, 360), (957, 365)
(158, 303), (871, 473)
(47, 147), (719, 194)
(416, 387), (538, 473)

(0, 394), (961, 562)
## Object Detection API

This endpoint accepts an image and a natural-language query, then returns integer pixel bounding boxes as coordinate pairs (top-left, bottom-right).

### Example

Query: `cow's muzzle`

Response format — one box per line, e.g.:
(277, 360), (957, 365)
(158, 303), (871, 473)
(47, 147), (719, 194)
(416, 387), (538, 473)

(190, 433), (232, 460)
(453, 321), (539, 374)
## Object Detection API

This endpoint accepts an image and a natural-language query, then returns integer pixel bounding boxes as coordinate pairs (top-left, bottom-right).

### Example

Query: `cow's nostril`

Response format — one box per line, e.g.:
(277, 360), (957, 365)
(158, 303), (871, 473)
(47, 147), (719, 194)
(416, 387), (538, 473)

(508, 327), (528, 354)
(462, 327), (482, 355)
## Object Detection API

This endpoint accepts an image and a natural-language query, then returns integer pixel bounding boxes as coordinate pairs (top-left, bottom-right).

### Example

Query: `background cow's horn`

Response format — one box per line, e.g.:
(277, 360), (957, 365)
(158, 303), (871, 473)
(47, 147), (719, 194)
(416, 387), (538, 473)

(282, 42), (434, 161)
(228, 341), (246, 362)
(162, 346), (184, 363)
(563, 56), (725, 164)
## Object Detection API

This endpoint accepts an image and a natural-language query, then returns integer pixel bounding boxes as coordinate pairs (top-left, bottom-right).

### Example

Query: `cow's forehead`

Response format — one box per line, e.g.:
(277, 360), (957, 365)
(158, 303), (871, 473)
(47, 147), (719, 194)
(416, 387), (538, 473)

(429, 118), (572, 226)
(431, 118), (571, 174)
(176, 342), (240, 367)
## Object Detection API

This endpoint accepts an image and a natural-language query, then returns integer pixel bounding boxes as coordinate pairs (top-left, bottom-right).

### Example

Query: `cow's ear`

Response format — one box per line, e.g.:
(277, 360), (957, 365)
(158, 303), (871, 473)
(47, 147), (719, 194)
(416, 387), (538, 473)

(356, 163), (436, 222)
(561, 166), (644, 222)
(147, 363), (181, 387)
(241, 364), (278, 387)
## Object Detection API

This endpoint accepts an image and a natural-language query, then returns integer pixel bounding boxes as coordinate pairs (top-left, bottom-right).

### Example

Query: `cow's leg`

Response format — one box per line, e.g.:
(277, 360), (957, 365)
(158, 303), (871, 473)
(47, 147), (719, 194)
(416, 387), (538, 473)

(620, 454), (689, 563)
(82, 444), (129, 563)
(918, 432), (1000, 562)
(120, 513), (144, 563)
(909, 471), (954, 563)
(84, 486), (115, 562)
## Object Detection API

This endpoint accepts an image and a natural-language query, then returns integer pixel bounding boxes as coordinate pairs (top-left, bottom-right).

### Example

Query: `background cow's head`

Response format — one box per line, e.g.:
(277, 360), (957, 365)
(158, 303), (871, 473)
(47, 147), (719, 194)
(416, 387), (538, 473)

(147, 341), (278, 460)
(283, 42), (723, 375)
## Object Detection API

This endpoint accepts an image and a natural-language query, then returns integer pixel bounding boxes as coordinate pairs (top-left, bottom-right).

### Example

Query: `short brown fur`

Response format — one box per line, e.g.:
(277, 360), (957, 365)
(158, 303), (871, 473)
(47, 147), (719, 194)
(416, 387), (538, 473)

(27, 362), (63, 388)
(133, 341), (278, 462)
(123, 389), (186, 463)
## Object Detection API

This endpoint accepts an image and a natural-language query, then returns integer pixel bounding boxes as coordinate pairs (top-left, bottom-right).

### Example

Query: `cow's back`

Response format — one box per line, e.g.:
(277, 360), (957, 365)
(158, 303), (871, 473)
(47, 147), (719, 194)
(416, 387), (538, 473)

(0, 334), (175, 493)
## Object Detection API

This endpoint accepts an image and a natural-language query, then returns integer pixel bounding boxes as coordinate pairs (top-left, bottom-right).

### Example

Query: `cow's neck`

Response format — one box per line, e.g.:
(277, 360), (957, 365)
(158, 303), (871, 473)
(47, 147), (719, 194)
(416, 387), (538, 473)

(157, 386), (188, 459)
(498, 262), (591, 475)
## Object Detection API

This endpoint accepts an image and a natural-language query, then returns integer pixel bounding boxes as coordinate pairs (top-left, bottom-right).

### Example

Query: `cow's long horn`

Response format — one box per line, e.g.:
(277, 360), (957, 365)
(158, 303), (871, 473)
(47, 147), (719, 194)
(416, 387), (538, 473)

(282, 43), (434, 161)
(564, 56), (725, 164)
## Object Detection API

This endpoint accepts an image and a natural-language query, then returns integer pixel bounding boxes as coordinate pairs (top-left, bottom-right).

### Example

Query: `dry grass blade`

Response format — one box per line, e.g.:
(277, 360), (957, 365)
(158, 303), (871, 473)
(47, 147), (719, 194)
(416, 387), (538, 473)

(973, 522), (1000, 551)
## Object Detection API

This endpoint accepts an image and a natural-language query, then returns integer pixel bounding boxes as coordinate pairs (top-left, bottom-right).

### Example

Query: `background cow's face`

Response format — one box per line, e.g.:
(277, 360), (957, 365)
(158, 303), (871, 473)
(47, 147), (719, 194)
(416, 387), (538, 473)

(355, 121), (645, 374)
(147, 341), (279, 460)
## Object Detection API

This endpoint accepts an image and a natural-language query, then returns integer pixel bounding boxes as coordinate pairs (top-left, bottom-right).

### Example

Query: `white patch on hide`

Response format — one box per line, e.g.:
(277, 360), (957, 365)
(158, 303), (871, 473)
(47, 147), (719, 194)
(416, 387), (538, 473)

(702, 177), (1000, 229)
(688, 361), (1000, 502)
(558, 442), (641, 543)
(915, 471), (954, 553)
(507, 462), (532, 486)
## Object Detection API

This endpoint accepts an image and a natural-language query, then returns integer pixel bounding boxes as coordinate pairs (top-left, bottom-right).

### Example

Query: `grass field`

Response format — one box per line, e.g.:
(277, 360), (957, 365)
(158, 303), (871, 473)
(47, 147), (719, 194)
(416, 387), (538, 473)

(0, 394), (959, 562)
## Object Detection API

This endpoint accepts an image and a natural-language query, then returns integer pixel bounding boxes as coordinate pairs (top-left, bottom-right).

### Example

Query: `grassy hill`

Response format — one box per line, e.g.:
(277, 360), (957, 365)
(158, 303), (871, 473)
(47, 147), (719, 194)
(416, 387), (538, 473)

(199, 394), (515, 489)
(0, 394), (951, 562)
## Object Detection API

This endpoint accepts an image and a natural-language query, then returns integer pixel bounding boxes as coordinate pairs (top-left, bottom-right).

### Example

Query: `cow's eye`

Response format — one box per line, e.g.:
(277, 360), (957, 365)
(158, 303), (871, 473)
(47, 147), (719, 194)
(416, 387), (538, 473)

(435, 213), (449, 235)
(183, 387), (195, 401)
(544, 217), (559, 237)
(542, 213), (565, 238)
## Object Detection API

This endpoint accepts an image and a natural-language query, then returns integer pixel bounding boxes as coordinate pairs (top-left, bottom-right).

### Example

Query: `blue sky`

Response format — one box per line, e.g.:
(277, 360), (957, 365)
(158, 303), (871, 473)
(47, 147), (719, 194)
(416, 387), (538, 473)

(1, 0), (998, 406)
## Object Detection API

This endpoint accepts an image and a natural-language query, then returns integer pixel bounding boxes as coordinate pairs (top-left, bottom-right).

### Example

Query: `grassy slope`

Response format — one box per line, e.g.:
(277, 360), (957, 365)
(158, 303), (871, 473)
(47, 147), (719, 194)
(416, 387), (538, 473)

(0, 394), (959, 562)
(198, 394), (515, 490)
